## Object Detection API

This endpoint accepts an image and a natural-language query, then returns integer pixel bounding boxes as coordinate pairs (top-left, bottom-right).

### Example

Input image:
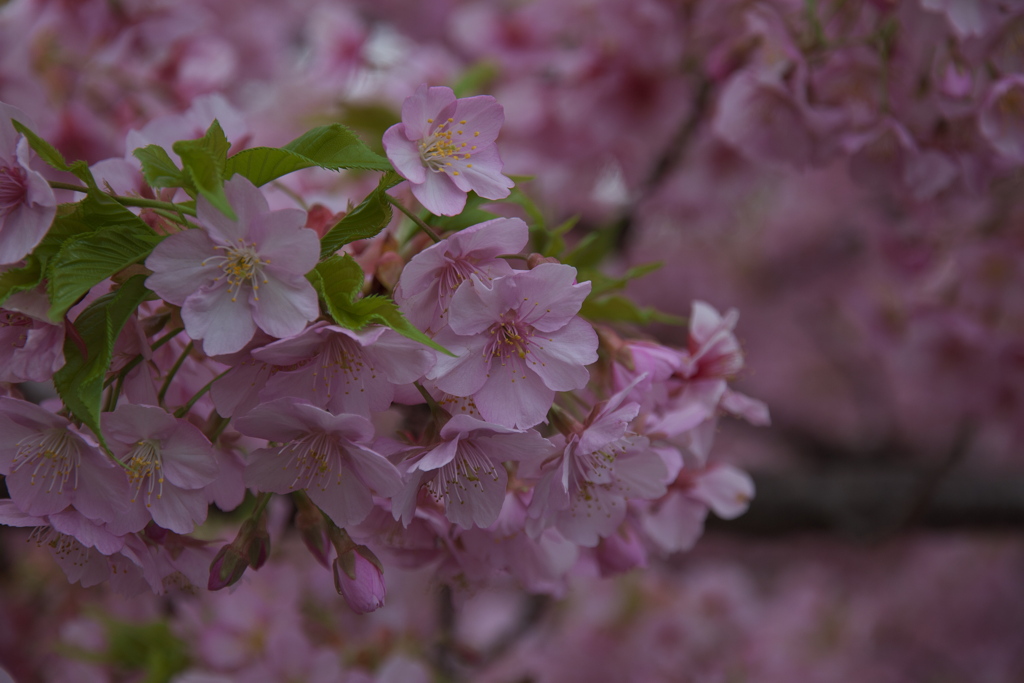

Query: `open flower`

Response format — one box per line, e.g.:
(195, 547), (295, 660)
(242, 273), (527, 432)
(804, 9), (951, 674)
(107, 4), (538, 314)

(427, 263), (598, 429)
(394, 414), (553, 529)
(383, 84), (514, 216)
(0, 397), (129, 524)
(235, 399), (403, 528)
(145, 175), (320, 356)
(1, 102), (57, 266)
(102, 403), (220, 535)
(527, 383), (668, 547)
(0, 284), (65, 383)
(395, 217), (528, 335)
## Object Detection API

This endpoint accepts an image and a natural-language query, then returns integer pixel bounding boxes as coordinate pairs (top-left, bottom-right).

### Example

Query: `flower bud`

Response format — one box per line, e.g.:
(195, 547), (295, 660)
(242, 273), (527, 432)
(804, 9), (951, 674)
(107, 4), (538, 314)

(293, 491), (331, 568)
(526, 253), (560, 269)
(334, 546), (386, 614)
(236, 509), (272, 569)
(208, 543), (249, 591)
(595, 526), (648, 577)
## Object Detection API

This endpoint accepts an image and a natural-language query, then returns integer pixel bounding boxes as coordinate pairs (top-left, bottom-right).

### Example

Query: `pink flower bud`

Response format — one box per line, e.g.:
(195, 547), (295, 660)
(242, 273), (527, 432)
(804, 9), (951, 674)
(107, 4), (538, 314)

(595, 526), (648, 577)
(334, 546), (386, 614)
(208, 543), (249, 591)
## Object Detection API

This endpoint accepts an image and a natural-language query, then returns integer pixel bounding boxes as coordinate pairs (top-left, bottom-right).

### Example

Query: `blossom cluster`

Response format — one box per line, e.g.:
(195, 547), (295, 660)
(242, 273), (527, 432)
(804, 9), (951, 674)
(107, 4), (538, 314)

(0, 84), (766, 614)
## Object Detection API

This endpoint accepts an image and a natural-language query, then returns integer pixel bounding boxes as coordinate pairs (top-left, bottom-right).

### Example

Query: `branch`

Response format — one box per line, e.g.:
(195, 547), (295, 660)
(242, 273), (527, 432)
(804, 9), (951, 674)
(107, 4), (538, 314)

(708, 468), (1024, 539)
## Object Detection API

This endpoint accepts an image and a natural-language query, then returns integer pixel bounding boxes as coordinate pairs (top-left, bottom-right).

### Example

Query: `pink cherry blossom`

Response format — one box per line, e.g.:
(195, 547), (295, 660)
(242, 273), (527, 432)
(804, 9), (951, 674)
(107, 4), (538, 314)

(145, 175), (320, 356)
(235, 399), (403, 528)
(248, 321), (435, 418)
(646, 302), (768, 466)
(0, 397), (129, 524)
(101, 403), (220, 534)
(0, 502), (126, 588)
(383, 84), (514, 216)
(527, 384), (668, 547)
(427, 263), (598, 429)
(0, 285), (64, 383)
(394, 413), (553, 529)
(1, 102), (56, 266)
(642, 464), (754, 553)
(395, 217), (529, 335)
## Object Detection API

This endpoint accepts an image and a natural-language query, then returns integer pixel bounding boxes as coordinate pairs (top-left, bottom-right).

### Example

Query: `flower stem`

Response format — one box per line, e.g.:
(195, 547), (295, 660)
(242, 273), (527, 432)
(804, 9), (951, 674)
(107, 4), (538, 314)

(103, 326), (184, 389)
(174, 368), (231, 418)
(385, 194), (442, 243)
(158, 340), (194, 407)
(48, 180), (198, 216)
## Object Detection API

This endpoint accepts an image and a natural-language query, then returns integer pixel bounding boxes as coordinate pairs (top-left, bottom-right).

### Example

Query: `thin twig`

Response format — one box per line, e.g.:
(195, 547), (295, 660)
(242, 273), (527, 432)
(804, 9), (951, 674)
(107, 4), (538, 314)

(385, 194), (443, 243)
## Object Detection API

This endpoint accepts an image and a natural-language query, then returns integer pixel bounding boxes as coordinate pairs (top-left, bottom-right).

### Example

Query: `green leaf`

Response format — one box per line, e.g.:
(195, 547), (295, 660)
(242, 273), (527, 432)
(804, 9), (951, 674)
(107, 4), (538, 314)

(532, 214), (578, 259)
(173, 119), (234, 219)
(283, 123), (391, 171)
(347, 295), (452, 355)
(505, 185), (545, 229)
(12, 119), (97, 188)
(0, 259), (43, 305)
(11, 119), (69, 171)
(586, 261), (664, 298)
(45, 195), (162, 321)
(338, 104), (399, 153)
(0, 202), (98, 308)
(310, 254), (451, 355)
(580, 295), (684, 326)
(53, 275), (152, 443)
(565, 226), (620, 270)
(309, 253), (365, 315)
(319, 172), (402, 258)
(224, 124), (391, 187)
(134, 145), (187, 189)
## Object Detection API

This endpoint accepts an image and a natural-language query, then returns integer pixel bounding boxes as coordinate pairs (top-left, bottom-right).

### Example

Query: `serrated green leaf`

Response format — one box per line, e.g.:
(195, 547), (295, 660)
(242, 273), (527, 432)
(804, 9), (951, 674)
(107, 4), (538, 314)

(53, 275), (151, 442)
(319, 172), (402, 258)
(310, 254), (451, 355)
(11, 119), (69, 171)
(348, 295), (452, 355)
(225, 124), (391, 188)
(0, 203), (85, 306)
(12, 120), (97, 188)
(0, 259), (43, 305)
(311, 253), (364, 312)
(580, 295), (684, 326)
(225, 147), (313, 187)
(67, 160), (98, 189)
(134, 145), (187, 189)
(173, 120), (234, 219)
(282, 124), (392, 171)
(45, 196), (161, 321)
